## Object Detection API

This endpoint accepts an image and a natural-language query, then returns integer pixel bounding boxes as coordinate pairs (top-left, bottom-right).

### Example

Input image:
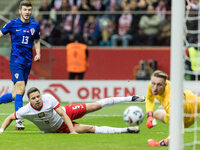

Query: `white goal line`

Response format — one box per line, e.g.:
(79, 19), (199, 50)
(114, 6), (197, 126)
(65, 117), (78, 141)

(184, 141), (200, 147)
(184, 127), (200, 132)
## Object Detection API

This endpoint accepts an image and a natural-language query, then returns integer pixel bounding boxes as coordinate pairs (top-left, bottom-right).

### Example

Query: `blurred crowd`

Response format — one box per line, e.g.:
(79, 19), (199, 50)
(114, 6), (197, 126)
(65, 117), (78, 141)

(35, 0), (172, 46)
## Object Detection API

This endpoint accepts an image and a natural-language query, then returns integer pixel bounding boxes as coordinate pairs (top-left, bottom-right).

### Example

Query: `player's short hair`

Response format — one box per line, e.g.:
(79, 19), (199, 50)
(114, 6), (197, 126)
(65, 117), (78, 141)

(151, 70), (168, 80)
(19, 0), (32, 9)
(27, 87), (40, 98)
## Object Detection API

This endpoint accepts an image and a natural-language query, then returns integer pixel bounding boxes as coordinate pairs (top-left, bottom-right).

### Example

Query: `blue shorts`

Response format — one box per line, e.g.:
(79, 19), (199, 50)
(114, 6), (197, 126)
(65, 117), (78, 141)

(9, 61), (31, 85)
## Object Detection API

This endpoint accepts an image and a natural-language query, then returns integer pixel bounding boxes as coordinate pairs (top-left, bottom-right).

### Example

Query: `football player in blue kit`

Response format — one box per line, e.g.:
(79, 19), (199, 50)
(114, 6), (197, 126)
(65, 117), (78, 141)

(0, 0), (40, 130)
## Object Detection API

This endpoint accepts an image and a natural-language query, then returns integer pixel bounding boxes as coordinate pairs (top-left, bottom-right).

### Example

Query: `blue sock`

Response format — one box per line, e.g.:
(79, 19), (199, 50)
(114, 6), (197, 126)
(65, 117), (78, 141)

(0, 93), (13, 104)
(15, 94), (23, 112)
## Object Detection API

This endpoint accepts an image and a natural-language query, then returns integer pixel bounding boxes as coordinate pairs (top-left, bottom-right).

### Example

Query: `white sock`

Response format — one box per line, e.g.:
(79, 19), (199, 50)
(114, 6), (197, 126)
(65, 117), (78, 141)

(94, 126), (128, 134)
(96, 96), (132, 108)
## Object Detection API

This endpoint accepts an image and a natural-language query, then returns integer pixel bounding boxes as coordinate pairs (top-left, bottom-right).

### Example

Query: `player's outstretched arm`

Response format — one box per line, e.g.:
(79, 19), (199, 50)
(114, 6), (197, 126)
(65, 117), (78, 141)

(34, 39), (41, 62)
(55, 106), (78, 134)
(0, 113), (16, 133)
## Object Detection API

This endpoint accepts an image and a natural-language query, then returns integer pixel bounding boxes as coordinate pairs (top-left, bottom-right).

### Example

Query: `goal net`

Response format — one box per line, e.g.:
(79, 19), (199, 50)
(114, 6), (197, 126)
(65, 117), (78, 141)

(170, 0), (200, 150)
(184, 0), (200, 149)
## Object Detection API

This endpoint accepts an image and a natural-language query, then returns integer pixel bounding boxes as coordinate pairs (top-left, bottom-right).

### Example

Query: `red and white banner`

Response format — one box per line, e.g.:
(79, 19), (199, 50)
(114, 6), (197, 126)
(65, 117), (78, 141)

(0, 80), (200, 102)
(0, 80), (149, 102)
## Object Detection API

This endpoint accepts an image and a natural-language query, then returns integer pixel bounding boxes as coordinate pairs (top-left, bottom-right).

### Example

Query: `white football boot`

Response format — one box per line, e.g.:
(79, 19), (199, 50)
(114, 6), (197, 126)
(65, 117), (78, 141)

(15, 120), (25, 130)
(127, 126), (140, 133)
(131, 95), (146, 102)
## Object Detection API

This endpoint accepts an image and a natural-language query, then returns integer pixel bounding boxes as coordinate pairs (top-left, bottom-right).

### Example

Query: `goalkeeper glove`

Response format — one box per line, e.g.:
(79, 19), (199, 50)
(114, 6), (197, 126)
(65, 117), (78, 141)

(146, 112), (157, 128)
(148, 139), (168, 147)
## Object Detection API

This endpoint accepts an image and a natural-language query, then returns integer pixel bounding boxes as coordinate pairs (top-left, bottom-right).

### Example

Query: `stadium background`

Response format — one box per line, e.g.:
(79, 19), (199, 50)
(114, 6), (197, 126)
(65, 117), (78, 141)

(0, 0), (173, 100)
(0, 0), (199, 150)
(0, 0), (198, 100)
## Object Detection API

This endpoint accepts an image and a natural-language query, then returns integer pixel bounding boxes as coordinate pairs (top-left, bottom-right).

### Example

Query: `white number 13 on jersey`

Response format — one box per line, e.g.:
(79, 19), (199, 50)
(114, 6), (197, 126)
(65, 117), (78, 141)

(22, 36), (29, 44)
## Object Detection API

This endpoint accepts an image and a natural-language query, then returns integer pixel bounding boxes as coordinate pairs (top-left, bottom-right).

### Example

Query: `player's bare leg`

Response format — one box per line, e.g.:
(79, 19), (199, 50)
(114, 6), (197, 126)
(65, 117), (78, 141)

(73, 124), (95, 133)
(12, 81), (25, 97)
(85, 103), (102, 114)
(153, 109), (166, 123)
(12, 81), (25, 130)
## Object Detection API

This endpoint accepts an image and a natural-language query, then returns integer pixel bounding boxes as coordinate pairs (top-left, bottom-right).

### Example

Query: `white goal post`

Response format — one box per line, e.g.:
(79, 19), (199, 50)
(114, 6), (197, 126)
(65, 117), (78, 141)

(169, 0), (185, 150)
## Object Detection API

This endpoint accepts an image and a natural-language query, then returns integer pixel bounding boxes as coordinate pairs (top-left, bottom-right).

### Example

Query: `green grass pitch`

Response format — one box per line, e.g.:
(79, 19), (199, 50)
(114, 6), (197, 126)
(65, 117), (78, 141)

(0, 102), (199, 150)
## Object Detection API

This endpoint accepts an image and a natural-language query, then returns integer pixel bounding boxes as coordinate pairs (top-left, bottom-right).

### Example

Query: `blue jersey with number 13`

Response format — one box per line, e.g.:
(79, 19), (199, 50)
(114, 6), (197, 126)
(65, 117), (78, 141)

(1, 18), (40, 64)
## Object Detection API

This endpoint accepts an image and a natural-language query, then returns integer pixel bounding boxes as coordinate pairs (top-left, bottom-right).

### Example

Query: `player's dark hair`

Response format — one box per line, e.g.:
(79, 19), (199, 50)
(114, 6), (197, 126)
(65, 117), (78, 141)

(27, 87), (40, 98)
(19, 0), (32, 9)
(151, 70), (168, 80)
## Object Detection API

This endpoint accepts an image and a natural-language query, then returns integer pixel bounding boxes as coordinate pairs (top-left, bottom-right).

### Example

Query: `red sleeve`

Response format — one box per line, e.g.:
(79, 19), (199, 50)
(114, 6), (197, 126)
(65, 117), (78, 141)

(54, 104), (60, 110)
(14, 112), (18, 119)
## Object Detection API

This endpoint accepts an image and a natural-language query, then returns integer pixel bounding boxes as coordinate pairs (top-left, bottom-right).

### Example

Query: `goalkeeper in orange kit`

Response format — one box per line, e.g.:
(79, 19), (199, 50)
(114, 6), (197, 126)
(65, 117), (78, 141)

(146, 70), (200, 147)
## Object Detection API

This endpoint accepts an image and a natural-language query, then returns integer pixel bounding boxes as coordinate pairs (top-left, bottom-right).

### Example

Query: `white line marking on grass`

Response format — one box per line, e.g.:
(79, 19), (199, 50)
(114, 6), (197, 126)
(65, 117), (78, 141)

(0, 113), (122, 117)
(86, 114), (122, 117)
(153, 131), (166, 134)
(5, 131), (41, 133)
(0, 113), (10, 115)
(5, 131), (166, 135)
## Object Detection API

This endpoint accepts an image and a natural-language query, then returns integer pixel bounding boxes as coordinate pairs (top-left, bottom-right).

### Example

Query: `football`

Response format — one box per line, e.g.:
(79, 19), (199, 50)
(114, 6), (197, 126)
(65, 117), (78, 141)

(123, 106), (144, 126)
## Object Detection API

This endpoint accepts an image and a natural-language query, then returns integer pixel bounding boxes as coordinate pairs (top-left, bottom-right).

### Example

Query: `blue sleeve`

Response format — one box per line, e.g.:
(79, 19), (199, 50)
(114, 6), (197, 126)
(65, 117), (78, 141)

(1, 21), (12, 35)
